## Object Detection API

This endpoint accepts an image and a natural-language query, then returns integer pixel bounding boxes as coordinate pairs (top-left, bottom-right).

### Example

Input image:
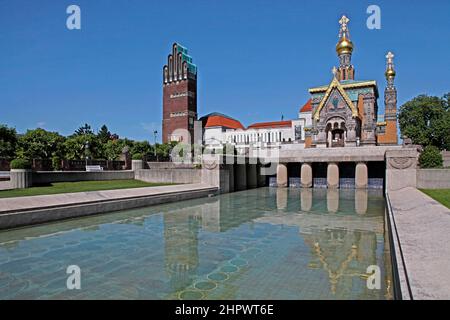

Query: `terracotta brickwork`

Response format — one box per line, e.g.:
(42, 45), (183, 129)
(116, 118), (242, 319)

(162, 43), (197, 144)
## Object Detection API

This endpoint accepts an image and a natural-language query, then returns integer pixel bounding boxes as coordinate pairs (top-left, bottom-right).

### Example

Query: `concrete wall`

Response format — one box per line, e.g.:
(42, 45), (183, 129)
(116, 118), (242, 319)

(417, 169), (450, 189)
(442, 151), (450, 168)
(135, 168), (201, 184)
(32, 171), (134, 185)
(146, 162), (196, 169)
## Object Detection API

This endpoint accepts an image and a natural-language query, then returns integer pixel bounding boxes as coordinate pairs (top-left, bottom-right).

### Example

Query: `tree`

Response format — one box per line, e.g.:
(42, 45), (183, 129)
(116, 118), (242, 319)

(131, 140), (153, 158)
(97, 125), (113, 144)
(419, 145), (443, 168)
(398, 93), (450, 150)
(16, 128), (65, 160)
(74, 123), (94, 136)
(104, 139), (127, 161)
(0, 124), (18, 158)
(63, 134), (100, 160)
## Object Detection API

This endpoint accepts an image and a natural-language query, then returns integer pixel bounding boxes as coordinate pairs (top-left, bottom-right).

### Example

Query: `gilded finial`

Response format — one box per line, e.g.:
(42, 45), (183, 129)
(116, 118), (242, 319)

(332, 66), (337, 77)
(338, 15), (350, 38)
(336, 15), (353, 55)
(385, 51), (396, 80)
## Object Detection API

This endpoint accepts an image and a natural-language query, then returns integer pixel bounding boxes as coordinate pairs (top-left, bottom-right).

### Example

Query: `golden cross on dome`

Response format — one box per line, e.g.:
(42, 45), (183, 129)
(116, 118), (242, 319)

(339, 15), (350, 37)
(386, 51), (395, 65)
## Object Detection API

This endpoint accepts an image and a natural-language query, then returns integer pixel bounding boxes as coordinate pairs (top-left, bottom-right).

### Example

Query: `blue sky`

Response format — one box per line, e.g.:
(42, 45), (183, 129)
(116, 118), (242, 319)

(1, 0), (449, 141)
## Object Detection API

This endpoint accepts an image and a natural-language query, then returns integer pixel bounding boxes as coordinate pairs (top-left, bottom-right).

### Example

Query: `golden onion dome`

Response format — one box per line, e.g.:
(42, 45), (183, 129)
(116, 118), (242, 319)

(385, 67), (396, 79)
(336, 34), (353, 55)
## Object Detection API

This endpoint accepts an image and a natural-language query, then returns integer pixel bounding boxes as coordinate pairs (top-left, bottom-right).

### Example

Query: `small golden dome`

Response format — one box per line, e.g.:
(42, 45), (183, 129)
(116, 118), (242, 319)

(336, 34), (353, 55)
(385, 68), (396, 79)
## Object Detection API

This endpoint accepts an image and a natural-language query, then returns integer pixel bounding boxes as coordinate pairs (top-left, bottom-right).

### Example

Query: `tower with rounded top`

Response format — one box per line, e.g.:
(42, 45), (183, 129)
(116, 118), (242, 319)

(335, 15), (355, 81)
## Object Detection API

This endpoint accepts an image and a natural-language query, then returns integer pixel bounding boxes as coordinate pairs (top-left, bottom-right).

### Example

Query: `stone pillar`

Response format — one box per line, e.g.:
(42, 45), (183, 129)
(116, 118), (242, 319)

(10, 169), (33, 189)
(385, 149), (419, 191)
(235, 164), (247, 191)
(276, 188), (288, 210)
(246, 164), (257, 189)
(300, 188), (313, 211)
(327, 162), (339, 189)
(276, 163), (288, 187)
(355, 162), (368, 189)
(300, 163), (312, 188)
(355, 189), (368, 214)
(327, 189), (339, 213)
(131, 160), (144, 171)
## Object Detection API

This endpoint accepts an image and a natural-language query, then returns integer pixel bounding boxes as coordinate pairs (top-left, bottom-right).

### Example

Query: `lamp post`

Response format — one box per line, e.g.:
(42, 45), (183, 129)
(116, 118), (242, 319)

(153, 130), (158, 158)
(85, 140), (90, 168)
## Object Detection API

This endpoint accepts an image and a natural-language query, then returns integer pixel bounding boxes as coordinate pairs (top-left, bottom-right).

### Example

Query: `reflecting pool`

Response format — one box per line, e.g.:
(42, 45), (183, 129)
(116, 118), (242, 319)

(0, 187), (393, 299)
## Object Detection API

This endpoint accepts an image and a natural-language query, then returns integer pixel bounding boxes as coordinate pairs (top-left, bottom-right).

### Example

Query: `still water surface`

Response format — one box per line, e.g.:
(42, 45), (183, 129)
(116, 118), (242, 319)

(0, 187), (392, 299)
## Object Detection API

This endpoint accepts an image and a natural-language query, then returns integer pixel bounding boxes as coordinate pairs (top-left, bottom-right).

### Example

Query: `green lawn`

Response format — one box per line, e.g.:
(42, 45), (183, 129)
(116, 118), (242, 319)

(420, 189), (450, 209)
(0, 180), (175, 199)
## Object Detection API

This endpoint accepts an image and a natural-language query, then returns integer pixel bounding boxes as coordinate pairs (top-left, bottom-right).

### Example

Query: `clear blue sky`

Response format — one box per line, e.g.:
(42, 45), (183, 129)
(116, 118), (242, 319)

(1, 0), (449, 141)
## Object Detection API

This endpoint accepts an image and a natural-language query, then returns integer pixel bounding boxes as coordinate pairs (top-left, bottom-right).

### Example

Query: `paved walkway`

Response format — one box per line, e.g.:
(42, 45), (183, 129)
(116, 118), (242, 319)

(389, 187), (450, 300)
(0, 183), (215, 214)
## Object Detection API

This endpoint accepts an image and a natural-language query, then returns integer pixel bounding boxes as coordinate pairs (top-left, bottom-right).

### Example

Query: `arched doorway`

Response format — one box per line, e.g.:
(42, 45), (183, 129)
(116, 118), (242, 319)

(326, 118), (346, 148)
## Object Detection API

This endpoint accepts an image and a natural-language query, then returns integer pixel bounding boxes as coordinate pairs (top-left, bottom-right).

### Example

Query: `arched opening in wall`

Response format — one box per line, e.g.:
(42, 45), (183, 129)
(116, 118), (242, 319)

(312, 162), (327, 188)
(367, 161), (385, 190)
(287, 163), (301, 187)
(339, 162), (356, 188)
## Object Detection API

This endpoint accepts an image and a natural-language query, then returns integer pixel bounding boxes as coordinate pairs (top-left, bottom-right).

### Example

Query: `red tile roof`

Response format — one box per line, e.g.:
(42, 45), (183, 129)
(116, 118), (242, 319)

(204, 115), (244, 129)
(299, 99), (312, 112)
(247, 120), (292, 129)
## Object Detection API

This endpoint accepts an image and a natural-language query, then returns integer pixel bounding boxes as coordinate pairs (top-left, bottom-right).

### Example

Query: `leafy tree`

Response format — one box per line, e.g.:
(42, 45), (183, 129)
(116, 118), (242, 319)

(16, 129), (65, 160)
(0, 124), (18, 158)
(104, 139), (127, 161)
(131, 141), (153, 158)
(419, 145), (443, 168)
(63, 134), (101, 160)
(155, 142), (178, 159)
(74, 123), (94, 136)
(398, 93), (450, 150)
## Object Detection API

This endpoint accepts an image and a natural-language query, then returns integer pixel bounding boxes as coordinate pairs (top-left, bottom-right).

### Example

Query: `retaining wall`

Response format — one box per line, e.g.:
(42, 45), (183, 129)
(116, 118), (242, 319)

(135, 168), (201, 184)
(417, 169), (450, 189)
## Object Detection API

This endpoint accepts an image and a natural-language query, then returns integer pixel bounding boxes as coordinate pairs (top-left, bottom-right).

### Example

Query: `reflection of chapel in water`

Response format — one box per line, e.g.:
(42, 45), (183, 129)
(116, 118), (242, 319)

(162, 188), (392, 298)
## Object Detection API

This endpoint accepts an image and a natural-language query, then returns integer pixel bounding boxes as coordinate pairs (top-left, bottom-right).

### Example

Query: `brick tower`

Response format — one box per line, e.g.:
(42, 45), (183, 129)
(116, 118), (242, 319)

(378, 51), (398, 145)
(162, 43), (197, 144)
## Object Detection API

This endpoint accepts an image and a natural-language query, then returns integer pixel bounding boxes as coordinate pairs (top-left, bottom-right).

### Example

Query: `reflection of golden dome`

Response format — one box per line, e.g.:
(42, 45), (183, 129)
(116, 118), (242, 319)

(385, 68), (396, 79)
(336, 34), (353, 55)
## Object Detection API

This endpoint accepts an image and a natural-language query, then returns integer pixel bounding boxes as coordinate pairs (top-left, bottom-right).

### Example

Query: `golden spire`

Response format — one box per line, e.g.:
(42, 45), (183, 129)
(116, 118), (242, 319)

(336, 15), (354, 55)
(385, 51), (396, 80)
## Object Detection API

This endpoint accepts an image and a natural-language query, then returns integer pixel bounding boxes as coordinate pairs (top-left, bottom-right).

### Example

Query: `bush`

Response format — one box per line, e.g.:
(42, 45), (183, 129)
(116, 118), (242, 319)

(132, 153), (143, 160)
(419, 145), (443, 168)
(52, 155), (62, 171)
(10, 158), (31, 170)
